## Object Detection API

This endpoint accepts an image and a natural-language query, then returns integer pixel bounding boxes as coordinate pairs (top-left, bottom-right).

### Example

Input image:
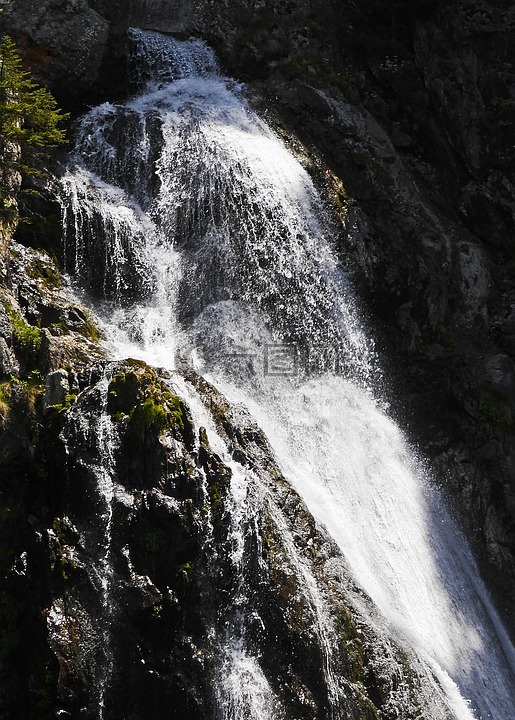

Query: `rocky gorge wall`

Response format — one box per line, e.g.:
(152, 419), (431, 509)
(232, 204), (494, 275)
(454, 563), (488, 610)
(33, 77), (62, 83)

(1, 0), (515, 716)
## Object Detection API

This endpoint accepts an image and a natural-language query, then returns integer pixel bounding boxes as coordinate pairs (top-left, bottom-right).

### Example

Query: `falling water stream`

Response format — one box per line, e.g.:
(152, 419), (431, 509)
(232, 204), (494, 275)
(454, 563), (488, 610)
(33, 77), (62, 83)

(61, 29), (515, 719)
(95, 375), (117, 719)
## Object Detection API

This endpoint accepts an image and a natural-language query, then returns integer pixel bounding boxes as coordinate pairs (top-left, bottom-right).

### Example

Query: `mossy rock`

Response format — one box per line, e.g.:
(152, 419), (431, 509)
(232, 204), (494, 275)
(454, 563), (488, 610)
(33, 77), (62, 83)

(0, 381), (11, 419)
(78, 312), (100, 343)
(108, 362), (186, 440)
(49, 517), (78, 582)
(5, 303), (43, 358)
(335, 606), (364, 683)
(26, 255), (61, 290)
(107, 370), (142, 416)
(46, 393), (77, 419)
(0, 376), (44, 426)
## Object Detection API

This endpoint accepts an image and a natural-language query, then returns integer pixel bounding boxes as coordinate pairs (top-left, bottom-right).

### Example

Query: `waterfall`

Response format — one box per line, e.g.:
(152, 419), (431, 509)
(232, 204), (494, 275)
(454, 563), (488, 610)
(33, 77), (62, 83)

(60, 28), (515, 719)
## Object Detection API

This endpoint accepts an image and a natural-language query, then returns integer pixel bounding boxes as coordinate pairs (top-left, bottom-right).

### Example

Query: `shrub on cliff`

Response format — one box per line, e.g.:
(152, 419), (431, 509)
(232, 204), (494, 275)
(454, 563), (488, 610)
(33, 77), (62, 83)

(0, 35), (68, 213)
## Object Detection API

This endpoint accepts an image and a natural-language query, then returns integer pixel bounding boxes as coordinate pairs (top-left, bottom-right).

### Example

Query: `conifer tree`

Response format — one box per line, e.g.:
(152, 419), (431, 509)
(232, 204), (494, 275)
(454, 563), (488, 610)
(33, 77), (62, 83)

(0, 34), (68, 210)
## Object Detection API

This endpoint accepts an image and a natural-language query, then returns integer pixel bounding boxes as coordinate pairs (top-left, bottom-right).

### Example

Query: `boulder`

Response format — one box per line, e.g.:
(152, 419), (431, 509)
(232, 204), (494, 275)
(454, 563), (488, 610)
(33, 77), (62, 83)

(0, 337), (19, 378)
(2, 0), (110, 104)
(43, 369), (70, 412)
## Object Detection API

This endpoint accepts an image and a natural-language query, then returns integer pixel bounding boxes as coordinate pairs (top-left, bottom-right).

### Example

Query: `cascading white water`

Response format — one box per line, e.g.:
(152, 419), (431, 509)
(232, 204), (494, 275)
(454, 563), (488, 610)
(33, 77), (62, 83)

(95, 376), (118, 720)
(61, 28), (515, 719)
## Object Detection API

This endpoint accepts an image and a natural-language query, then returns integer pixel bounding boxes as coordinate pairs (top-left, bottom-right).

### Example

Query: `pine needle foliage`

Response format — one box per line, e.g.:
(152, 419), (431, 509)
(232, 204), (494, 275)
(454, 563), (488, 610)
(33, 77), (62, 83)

(0, 35), (69, 209)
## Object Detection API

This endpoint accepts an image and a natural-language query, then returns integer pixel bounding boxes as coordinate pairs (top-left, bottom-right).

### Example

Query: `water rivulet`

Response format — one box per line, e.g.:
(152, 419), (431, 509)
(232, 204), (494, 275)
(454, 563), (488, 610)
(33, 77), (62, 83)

(60, 29), (515, 719)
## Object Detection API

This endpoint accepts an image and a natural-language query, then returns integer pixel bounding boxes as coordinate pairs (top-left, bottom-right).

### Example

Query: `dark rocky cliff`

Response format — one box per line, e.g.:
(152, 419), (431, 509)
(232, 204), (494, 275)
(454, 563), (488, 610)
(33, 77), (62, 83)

(1, 0), (514, 716)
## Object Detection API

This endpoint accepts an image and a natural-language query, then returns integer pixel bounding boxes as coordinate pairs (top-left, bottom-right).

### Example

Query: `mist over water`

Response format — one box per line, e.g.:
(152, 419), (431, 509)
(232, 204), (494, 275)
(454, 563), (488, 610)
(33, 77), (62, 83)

(61, 28), (515, 719)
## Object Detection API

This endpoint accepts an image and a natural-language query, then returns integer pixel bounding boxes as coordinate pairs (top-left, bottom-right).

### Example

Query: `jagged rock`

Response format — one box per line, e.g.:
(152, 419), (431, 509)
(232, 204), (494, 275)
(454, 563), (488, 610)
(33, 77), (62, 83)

(0, 337), (19, 378)
(3, 243), (105, 374)
(1, 0), (110, 104)
(43, 369), (70, 413)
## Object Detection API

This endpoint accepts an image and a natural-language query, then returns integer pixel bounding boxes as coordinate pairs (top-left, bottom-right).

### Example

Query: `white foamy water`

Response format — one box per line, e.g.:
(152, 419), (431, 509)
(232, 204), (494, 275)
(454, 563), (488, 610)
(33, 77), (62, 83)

(60, 28), (515, 719)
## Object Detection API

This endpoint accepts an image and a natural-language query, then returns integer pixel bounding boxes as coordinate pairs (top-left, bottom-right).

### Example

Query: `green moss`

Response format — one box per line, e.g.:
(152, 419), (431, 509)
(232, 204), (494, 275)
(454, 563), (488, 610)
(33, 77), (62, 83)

(108, 364), (185, 440)
(50, 517), (77, 581)
(108, 371), (141, 415)
(207, 480), (223, 515)
(125, 358), (149, 370)
(26, 369), (43, 383)
(261, 510), (301, 604)
(26, 256), (61, 289)
(335, 606), (364, 683)
(177, 561), (192, 588)
(0, 200), (18, 224)
(0, 380), (11, 418)
(357, 697), (379, 720)
(325, 169), (350, 217)
(0, 376), (44, 420)
(6, 304), (43, 356)
(151, 602), (163, 621)
(47, 393), (77, 418)
(79, 313), (100, 343)
(131, 395), (182, 437)
(261, 512), (276, 555)
(46, 310), (100, 342)
(48, 321), (70, 337)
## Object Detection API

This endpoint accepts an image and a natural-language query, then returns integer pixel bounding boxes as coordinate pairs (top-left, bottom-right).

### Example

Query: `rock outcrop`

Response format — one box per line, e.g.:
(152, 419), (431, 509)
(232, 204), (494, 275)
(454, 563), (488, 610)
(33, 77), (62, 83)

(1, 0), (111, 106)
(0, 345), (455, 718)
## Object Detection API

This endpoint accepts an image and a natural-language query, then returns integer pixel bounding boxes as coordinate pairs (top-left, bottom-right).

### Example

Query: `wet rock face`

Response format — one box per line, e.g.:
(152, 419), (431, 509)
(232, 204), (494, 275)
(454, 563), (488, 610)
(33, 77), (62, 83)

(0, 234), (105, 719)
(42, 366), (216, 719)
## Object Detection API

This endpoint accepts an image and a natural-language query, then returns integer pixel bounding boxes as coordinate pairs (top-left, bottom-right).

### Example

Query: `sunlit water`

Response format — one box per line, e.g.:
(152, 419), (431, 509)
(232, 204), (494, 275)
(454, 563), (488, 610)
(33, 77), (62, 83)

(61, 28), (515, 719)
